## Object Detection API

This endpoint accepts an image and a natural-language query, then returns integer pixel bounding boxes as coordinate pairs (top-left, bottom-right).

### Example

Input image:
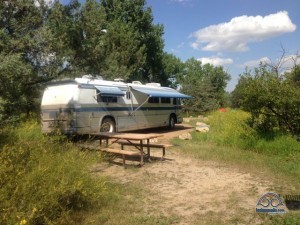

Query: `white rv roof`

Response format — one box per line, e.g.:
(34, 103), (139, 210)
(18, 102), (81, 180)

(75, 77), (127, 87)
(48, 76), (192, 99)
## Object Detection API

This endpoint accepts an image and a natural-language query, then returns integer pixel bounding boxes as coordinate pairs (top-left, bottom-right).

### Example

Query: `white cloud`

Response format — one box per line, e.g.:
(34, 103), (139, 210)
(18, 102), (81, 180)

(242, 57), (271, 68)
(191, 11), (296, 52)
(171, 0), (191, 3)
(197, 56), (233, 66)
(279, 54), (300, 68)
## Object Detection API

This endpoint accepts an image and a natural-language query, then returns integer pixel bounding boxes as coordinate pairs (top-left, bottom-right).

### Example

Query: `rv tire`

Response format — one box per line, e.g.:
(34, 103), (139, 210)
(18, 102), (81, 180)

(168, 115), (176, 129)
(100, 118), (116, 133)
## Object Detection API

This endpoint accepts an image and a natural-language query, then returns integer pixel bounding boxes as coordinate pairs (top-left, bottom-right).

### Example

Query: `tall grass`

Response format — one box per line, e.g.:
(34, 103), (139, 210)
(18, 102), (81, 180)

(202, 110), (257, 148)
(0, 121), (115, 225)
(198, 109), (300, 157)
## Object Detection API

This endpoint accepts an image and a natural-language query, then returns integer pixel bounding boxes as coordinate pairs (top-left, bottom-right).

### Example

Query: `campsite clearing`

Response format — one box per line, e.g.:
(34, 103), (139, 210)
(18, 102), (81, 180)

(90, 124), (296, 224)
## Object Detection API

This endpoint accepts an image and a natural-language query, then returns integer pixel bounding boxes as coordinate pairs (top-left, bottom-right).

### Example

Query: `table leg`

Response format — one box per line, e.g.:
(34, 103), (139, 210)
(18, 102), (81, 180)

(147, 139), (150, 159)
(140, 140), (144, 165)
(100, 138), (108, 147)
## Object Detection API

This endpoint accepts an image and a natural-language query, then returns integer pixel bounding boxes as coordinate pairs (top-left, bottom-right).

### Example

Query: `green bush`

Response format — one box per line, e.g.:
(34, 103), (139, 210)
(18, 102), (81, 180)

(0, 121), (113, 225)
(231, 64), (300, 135)
(197, 110), (300, 156)
(197, 110), (257, 149)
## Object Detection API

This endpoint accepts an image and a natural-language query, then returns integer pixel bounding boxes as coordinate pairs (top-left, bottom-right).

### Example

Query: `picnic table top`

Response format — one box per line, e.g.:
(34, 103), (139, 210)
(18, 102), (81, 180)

(96, 132), (163, 141)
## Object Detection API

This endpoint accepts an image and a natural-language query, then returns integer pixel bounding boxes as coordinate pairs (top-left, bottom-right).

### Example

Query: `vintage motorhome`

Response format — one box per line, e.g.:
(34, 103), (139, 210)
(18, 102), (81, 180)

(41, 75), (192, 134)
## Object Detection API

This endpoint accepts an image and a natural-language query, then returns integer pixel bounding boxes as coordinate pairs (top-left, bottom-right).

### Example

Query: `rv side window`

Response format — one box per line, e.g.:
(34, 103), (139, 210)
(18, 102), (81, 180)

(96, 90), (117, 103)
(173, 98), (181, 105)
(101, 96), (117, 103)
(161, 97), (171, 104)
(148, 97), (159, 103)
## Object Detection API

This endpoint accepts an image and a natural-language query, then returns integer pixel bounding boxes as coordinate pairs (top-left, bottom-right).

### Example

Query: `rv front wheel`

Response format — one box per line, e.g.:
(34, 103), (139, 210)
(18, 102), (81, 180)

(169, 115), (176, 129)
(100, 118), (116, 132)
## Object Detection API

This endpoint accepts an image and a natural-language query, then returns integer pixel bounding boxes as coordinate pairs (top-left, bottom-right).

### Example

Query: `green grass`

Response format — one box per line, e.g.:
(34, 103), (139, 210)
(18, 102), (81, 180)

(206, 110), (299, 156)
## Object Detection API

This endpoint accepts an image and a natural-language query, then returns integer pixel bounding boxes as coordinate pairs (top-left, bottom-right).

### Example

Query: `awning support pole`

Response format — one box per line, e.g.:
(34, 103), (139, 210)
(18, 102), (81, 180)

(130, 95), (150, 116)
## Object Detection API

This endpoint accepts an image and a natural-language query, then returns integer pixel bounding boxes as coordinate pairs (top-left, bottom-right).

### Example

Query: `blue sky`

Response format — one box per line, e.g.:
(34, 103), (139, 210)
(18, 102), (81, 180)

(146, 0), (300, 91)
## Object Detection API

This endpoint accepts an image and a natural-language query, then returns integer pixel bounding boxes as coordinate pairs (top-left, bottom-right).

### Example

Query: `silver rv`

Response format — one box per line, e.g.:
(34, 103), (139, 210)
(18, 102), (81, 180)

(41, 76), (191, 134)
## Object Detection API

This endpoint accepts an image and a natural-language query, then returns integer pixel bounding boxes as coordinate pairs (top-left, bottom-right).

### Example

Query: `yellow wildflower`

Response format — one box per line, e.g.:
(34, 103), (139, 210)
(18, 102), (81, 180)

(20, 219), (27, 225)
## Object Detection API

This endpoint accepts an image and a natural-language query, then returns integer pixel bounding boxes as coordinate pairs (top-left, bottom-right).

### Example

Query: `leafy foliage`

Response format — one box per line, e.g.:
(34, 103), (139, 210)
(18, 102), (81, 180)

(162, 53), (184, 88)
(0, 0), (73, 123)
(100, 0), (165, 82)
(100, 20), (146, 80)
(232, 63), (300, 135)
(0, 0), (165, 123)
(178, 58), (230, 113)
(0, 53), (36, 122)
(0, 1), (38, 121)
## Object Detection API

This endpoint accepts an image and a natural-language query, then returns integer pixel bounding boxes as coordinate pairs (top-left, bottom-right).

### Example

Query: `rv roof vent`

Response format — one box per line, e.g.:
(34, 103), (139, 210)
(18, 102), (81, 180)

(82, 74), (93, 79)
(146, 83), (161, 87)
(114, 78), (124, 82)
(95, 75), (103, 80)
(82, 74), (103, 80)
(132, 81), (142, 85)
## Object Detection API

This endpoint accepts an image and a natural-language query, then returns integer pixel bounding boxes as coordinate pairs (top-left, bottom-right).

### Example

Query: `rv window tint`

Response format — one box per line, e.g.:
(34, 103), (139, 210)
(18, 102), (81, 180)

(161, 97), (171, 104)
(101, 96), (117, 103)
(96, 90), (118, 103)
(173, 98), (181, 105)
(148, 97), (159, 103)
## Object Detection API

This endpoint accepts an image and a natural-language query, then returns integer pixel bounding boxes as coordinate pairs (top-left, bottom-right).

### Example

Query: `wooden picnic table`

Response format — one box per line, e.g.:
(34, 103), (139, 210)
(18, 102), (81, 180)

(97, 132), (163, 166)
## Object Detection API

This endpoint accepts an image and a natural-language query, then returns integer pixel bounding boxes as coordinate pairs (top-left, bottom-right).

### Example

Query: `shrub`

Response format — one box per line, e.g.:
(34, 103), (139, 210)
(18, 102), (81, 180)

(232, 64), (300, 135)
(0, 122), (112, 225)
(196, 110), (300, 157)
(199, 109), (257, 149)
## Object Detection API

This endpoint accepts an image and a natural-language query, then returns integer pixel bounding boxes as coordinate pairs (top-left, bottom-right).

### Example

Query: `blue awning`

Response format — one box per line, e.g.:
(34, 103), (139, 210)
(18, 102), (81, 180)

(95, 86), (124, 96)
(132, 86), (192, 98)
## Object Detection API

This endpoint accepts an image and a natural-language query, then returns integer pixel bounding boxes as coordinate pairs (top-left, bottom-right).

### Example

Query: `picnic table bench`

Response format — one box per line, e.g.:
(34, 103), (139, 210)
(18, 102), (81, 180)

(101, 147), (141, 167)
(116, 140), (172, 159)
(95, 132), (171, 167)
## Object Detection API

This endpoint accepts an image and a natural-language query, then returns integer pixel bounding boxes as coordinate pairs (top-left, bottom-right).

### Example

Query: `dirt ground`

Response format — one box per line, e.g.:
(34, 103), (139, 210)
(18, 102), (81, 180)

(93, 124), (276, 224)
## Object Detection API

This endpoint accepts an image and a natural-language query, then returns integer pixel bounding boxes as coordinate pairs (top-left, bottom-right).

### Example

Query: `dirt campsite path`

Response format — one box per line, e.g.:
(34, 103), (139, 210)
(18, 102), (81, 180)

(95, 124), (275, 224)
